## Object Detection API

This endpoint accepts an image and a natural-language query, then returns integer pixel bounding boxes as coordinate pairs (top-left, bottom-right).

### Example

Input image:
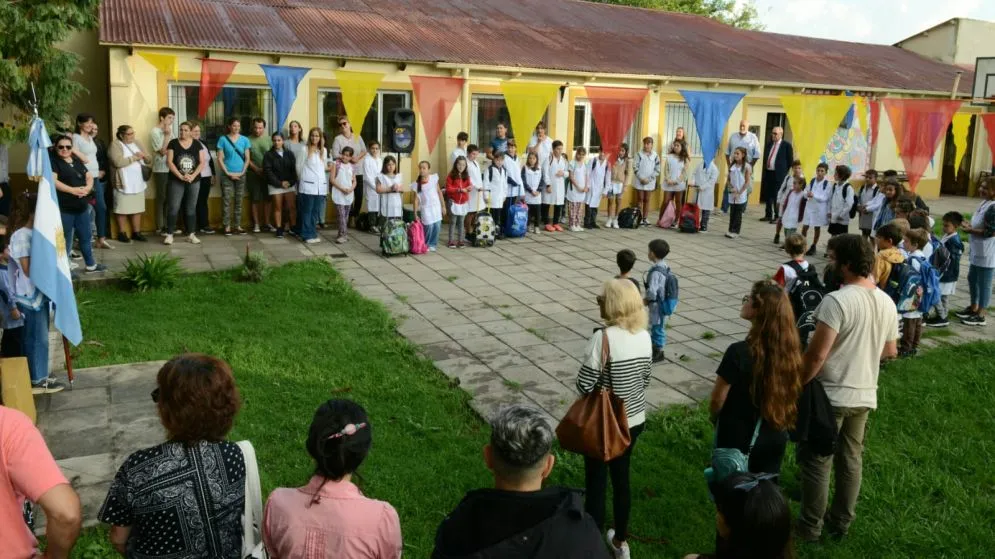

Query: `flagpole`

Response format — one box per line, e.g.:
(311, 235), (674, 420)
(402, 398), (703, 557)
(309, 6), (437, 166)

(63, 336), (74, 388)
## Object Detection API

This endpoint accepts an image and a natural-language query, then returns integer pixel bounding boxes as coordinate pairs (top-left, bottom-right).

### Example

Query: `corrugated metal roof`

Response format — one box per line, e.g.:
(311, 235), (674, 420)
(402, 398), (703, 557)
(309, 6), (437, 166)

(98, 0), (974, 95)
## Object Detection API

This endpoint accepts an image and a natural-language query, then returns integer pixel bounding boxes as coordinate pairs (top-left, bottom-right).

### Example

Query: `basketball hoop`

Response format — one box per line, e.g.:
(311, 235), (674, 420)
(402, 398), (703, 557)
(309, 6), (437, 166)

(971, 57), (995, 106)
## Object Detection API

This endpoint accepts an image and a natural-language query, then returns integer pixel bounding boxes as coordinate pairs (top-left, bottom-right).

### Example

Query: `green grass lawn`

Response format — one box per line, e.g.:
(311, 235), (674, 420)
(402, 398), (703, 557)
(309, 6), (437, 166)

(68, 260), (995, 558)
(932, 212), (970, 242)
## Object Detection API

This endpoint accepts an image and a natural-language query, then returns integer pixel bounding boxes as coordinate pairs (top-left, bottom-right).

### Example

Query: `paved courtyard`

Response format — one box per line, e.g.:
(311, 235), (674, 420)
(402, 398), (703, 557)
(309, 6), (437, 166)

(41, 197), (989, 524)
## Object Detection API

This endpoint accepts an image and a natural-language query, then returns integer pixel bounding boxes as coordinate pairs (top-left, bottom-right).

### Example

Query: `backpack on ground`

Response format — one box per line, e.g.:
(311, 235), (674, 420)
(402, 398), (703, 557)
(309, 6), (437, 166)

(380, 217), (408, 257)
(474, 208), (496, 248)
(504, 202), (529, 238)
(929, 235), (951, 277)
(408, 220), (428, 254)
(617, 207), (642, 229)
(657, 200), (677, 228)
(679, 185), (701, 233)
(785, 261), (825, 348)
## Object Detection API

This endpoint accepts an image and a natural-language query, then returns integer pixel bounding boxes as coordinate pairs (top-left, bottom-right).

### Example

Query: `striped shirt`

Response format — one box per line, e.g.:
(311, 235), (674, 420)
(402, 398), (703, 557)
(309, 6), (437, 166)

(576, 326), (653, 428)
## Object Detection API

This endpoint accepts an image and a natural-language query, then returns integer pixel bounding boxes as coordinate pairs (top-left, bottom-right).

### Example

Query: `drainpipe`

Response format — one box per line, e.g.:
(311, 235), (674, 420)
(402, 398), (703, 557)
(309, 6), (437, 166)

(951, 71), (962, 100)
(461, 67), (470, 134)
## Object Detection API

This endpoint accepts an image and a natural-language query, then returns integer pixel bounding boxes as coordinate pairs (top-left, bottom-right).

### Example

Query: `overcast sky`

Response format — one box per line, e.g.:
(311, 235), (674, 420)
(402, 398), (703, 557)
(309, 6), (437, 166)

(750, 0), (995, 45)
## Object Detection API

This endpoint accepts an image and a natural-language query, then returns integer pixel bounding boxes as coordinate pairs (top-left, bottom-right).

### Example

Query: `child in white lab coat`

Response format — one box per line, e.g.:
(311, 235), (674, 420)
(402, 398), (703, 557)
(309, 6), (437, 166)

(585, 151), (610, 229)
(566, 147), (589, 232)
(485, 151), (508, 238)
(522, 151), (545, 234)
(465, 144), (483, 240)
(773, 159), (804, 244)
(779, 176), (807, 239)
(827, 164), (856, 240)
(362, 141), (383, 233)
(412, 161), (446, 252)
(331, 146), (356, 243)
(690, 160), (719, 232)
(801, 162), (831, 256)
(542, 140), (568, 232)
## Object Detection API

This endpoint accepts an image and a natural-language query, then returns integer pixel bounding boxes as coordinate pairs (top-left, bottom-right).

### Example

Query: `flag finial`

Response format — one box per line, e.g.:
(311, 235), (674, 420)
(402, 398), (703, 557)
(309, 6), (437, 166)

(29, 82), (39, 117)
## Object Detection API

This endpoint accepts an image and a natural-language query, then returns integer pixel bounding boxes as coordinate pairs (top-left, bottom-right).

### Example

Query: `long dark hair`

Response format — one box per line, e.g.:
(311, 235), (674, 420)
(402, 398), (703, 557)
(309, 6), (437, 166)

(381, 155), (398, 175)
(715, 473), (794, 559)
(74, 113), (95, 134)
(449, 156), (469, 181)
(745, 281), (802, 431)
(305, 399), (371, 502)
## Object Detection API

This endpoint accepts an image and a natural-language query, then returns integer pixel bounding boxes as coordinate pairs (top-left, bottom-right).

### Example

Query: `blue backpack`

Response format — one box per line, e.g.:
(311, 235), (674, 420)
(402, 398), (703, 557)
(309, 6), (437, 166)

(887, 256), (940, 313)
(647, 267), (680, 316)
(504, 202), (529, 238)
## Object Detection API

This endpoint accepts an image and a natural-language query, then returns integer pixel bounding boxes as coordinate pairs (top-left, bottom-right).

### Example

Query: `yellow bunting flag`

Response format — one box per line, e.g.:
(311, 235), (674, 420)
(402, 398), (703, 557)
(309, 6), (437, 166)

(855, 97), (868, 136)
(137, 51), (179, 80)
(500, 81), (560, 144)
(335, 70), (385, 128)
(779, 94), (854, 177)
(951, 113), (972, 173)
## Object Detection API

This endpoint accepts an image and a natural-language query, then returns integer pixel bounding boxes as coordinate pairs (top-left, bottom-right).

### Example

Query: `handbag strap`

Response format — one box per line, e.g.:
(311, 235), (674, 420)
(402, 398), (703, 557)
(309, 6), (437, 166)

(595, 329), (612, 389)
(746, 418), (763, 456)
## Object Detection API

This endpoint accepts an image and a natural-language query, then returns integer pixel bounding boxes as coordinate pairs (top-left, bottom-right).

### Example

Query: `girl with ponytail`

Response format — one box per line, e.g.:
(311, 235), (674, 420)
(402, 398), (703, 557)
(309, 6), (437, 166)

(263, 399), (402, 558)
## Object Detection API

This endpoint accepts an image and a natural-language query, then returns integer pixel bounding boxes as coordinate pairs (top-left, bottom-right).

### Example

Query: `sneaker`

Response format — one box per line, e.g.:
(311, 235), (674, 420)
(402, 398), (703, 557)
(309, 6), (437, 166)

(199, 228), (216, 235)
(335, 236), (347, 244)
(85, 263), (108, 273)
(448, 241), (457, 249)
(805, 245), (817, 256)
(174, 229), (183, 236)
(117, 233), (132, 244)
(97, 239), (115, 250)
(652, 349), (666, 363)
(163, 234), (174, 245)
(700, 226), (708, 232)
(317, 223), (325, 230)
(606, 529), (631, 559)
(924, 316), (949, 328)
(773, 234), (780, 245)
(70, 250), (82, 260)
(32, 378), (66, 394)
(545, 224), (556, 232)
(429, 246), (437, 252)
(158, 229), (168, 237)
(531, 225), (539, 234)
(275, 228), (285, 239)
(131, 233), (148, 242)
(591, 222), (600, 229)
(305, 237), (322, 244)
(613, 219), (621, 229)
(253, 224), (261, 233)
(640, 219), (649, 227)
(457, 241), (465, 248)
(236, 228), (247, 236)
(224, 229), (233, 237)
(370, 226), (380, 235)
(961, 314), (987, 326)
(69, 262), (79, 271)
(264, 224), (275, 232)
(954, 307), (975, 319)
(554, 224), (564, 232)
(188, 233), (201, 245)
(725, 232), (738, 239)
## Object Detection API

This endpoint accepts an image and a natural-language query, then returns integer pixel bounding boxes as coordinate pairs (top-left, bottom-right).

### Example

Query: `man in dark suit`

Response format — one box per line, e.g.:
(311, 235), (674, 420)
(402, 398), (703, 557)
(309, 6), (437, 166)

(760, 126), (793, 223)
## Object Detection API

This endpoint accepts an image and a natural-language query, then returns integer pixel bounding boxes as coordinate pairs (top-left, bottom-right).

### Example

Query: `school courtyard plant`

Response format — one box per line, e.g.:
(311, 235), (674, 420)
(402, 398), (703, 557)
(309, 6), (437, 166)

(71, 260), (995, 558)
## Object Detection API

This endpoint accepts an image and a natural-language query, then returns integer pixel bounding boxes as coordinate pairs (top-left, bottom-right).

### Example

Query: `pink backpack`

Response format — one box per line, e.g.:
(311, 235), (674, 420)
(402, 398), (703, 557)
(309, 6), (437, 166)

(408, 220), (428, 254)
(657, 200), (677, 228)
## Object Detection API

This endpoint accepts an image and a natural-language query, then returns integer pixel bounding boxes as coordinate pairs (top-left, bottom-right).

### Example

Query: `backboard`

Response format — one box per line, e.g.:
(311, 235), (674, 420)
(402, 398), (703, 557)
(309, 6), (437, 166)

(972, 57), (995, 106)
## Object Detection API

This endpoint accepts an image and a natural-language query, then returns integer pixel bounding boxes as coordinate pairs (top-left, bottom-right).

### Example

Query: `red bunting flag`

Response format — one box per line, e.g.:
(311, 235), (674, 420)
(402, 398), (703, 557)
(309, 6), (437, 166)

(869, 99), (881, 148)
(883, 99), (962, 192)
(410, 76), (465, 154)
(981, 114), (995, 162)
(198, 59), (239, 118)
(584, 87), (648, 164)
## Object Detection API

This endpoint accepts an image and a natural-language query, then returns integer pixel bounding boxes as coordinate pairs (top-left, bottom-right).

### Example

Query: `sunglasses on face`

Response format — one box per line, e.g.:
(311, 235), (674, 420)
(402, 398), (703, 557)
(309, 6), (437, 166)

(57, 145), (72, 151)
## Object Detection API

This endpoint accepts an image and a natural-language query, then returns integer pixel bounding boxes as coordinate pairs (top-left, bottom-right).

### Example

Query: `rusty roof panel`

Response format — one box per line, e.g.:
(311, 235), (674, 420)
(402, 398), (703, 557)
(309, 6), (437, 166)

(99, 0), (974, 95)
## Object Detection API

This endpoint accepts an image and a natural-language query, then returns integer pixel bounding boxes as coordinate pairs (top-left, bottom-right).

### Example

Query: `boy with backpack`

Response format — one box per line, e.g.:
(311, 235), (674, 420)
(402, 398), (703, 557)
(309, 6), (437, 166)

(774, 234), (823, 347)
(644, 239), (678, 364)
(896, 228), (939, 357)
(873, 223), (907, 292)
(925, 212), (965, 328)
(827, 164), (855, 237)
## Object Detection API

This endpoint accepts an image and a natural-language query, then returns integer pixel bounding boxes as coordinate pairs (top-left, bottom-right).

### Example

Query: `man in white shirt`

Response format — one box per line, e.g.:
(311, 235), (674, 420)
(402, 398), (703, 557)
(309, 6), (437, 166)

(798, 234), (898, 542)
(722, 120), (760, 213)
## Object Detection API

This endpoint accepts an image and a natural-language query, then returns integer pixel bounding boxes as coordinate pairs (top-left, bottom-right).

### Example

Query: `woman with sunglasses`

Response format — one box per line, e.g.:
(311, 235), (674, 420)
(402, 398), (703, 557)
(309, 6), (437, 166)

(264, 399), (402, 559)
(709, 281), (804, 478)
(99, 354), (245, 557)
(50, 136), (106, 274)
(108, 125), (152, 242)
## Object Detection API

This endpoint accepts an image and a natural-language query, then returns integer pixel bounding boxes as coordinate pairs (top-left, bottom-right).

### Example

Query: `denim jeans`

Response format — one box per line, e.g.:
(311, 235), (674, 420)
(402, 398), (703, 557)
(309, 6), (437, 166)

(197, 176), (213, 231)
(298, 193), (323, 241)
(94, 179), (109, 238)
(968, 265), (994, 310)
(168, 180), (200, 235)
(62, 209), (95, 267)
(650, 322), (666, 348)
(19, 299), (50, 384)
(424, 221), (441, 249)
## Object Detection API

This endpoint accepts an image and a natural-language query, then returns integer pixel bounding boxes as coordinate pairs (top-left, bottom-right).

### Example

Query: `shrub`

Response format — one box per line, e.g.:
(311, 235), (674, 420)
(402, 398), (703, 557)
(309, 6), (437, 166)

(240, 249), (268, 283)
(119, 253), (182, 292)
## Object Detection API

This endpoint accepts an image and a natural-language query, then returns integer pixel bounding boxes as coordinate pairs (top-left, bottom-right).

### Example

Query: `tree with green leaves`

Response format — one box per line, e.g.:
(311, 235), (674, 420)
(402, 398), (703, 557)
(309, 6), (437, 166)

(585, 0), (764, 30)
(0, 0), (101, 143)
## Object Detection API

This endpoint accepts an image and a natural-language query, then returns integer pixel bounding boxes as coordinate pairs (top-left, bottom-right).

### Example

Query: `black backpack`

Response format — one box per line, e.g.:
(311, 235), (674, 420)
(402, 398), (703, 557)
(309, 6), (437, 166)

(617, 207), (642, 229)
(786, 261), (824, 348)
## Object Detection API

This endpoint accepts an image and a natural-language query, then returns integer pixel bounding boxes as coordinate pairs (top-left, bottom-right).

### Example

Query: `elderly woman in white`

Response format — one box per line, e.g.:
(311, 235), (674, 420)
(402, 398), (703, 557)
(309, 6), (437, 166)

(108, 125), (152, 243)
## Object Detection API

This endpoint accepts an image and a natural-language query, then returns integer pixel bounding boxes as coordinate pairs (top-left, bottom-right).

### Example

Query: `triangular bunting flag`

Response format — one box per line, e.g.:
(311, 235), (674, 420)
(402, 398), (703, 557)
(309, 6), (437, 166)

(198, 59), (238, 118)
(500, 82), (559, 144)
(138, 51), (179, 80)
(584, 87), (648, 163)
(855, 97), (868, 137)
(410, 75), (465, 154)
(335, 70), (385, 129)
(883, 99), (962, 192)
(951, 113), (972, 174)
(779, 94), (854, 177)
(260, 64), (310, 130)
(869, 99), (882, 149)
(679, 90), (745, 167)
(980, 114), (995, 163)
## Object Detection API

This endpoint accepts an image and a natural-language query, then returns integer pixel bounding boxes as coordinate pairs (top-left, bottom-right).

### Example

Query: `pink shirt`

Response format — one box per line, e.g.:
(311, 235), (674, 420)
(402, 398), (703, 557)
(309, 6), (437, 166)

(263, 475), (402, 559)
(1, 407), (69, 559)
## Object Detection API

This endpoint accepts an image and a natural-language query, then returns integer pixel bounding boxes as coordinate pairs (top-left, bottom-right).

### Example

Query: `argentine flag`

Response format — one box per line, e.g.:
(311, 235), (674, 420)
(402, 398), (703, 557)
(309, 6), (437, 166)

(26, 117), (82, 345)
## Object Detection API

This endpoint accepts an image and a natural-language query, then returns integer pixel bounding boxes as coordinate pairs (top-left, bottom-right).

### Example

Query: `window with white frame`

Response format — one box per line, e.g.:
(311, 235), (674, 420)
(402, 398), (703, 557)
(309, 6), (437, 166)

(470, 94), (549, 151)
(168, 84), (274, 147)
(572, 99), (642, 156)
(319, 89), (411, 148)
(663, 102), (703, 156)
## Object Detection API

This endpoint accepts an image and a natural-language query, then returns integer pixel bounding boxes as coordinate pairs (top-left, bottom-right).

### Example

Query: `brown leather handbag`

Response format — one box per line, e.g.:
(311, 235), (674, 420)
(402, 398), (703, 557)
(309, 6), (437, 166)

(556, 329), (631, 462)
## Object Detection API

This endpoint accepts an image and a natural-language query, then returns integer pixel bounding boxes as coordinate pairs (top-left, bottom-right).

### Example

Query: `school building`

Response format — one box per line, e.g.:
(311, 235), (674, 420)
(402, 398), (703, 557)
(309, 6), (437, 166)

(8, 1), (994, 226)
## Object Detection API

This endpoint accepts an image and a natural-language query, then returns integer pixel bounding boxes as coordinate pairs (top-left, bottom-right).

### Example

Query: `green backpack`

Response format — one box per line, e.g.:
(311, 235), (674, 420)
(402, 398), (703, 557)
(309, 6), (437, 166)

(704, 418), (762, 486)
(380, 218), (409, 257)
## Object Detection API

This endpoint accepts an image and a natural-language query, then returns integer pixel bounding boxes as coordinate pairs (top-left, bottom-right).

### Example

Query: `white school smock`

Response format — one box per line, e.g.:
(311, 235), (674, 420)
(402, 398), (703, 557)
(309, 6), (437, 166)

(566, 160), (588, 203)
(523, 166), (543, 205)
(781, 190), (806, 229)
(691, 162), (719, 212)
(504, 155), (523, 198)
(528, 135), (553, 164)
(542, 155), (568, 205)
(363, 156), (382, 212)
(331, 162), (355, 206)
(467, 160), (483, 212)
(828, 182), (855, 226)
(802, 178), (831, 227)
(969, 200), (995, 268)
(858, 184), (884, 231)
(662, 154), (687, 192)
(587, 158), (609, 207)
(776, 174), (800, 207)
(727, 164), (749, 205)
(377, 173), (404, 218)
(449, 147), (467, 168)
(298, 148), (328, 196)
(414, 174), (443, 225)
(633, 150), (660, 191)
(486, 164), (507, 208)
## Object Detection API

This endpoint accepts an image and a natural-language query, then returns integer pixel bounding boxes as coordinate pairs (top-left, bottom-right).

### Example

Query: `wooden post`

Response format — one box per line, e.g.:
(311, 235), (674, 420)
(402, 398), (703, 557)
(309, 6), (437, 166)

(62, 336), (74, 388)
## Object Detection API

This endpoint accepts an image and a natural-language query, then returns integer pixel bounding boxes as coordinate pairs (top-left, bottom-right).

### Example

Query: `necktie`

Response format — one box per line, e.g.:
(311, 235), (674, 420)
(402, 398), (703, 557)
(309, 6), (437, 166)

(767, 141), (778, 169)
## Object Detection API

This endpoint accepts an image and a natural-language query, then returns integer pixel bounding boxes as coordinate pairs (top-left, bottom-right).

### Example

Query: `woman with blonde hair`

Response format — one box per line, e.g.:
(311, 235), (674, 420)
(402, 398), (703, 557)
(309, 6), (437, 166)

(577, 279), (652, 559)
(710, 281), (804, 477)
